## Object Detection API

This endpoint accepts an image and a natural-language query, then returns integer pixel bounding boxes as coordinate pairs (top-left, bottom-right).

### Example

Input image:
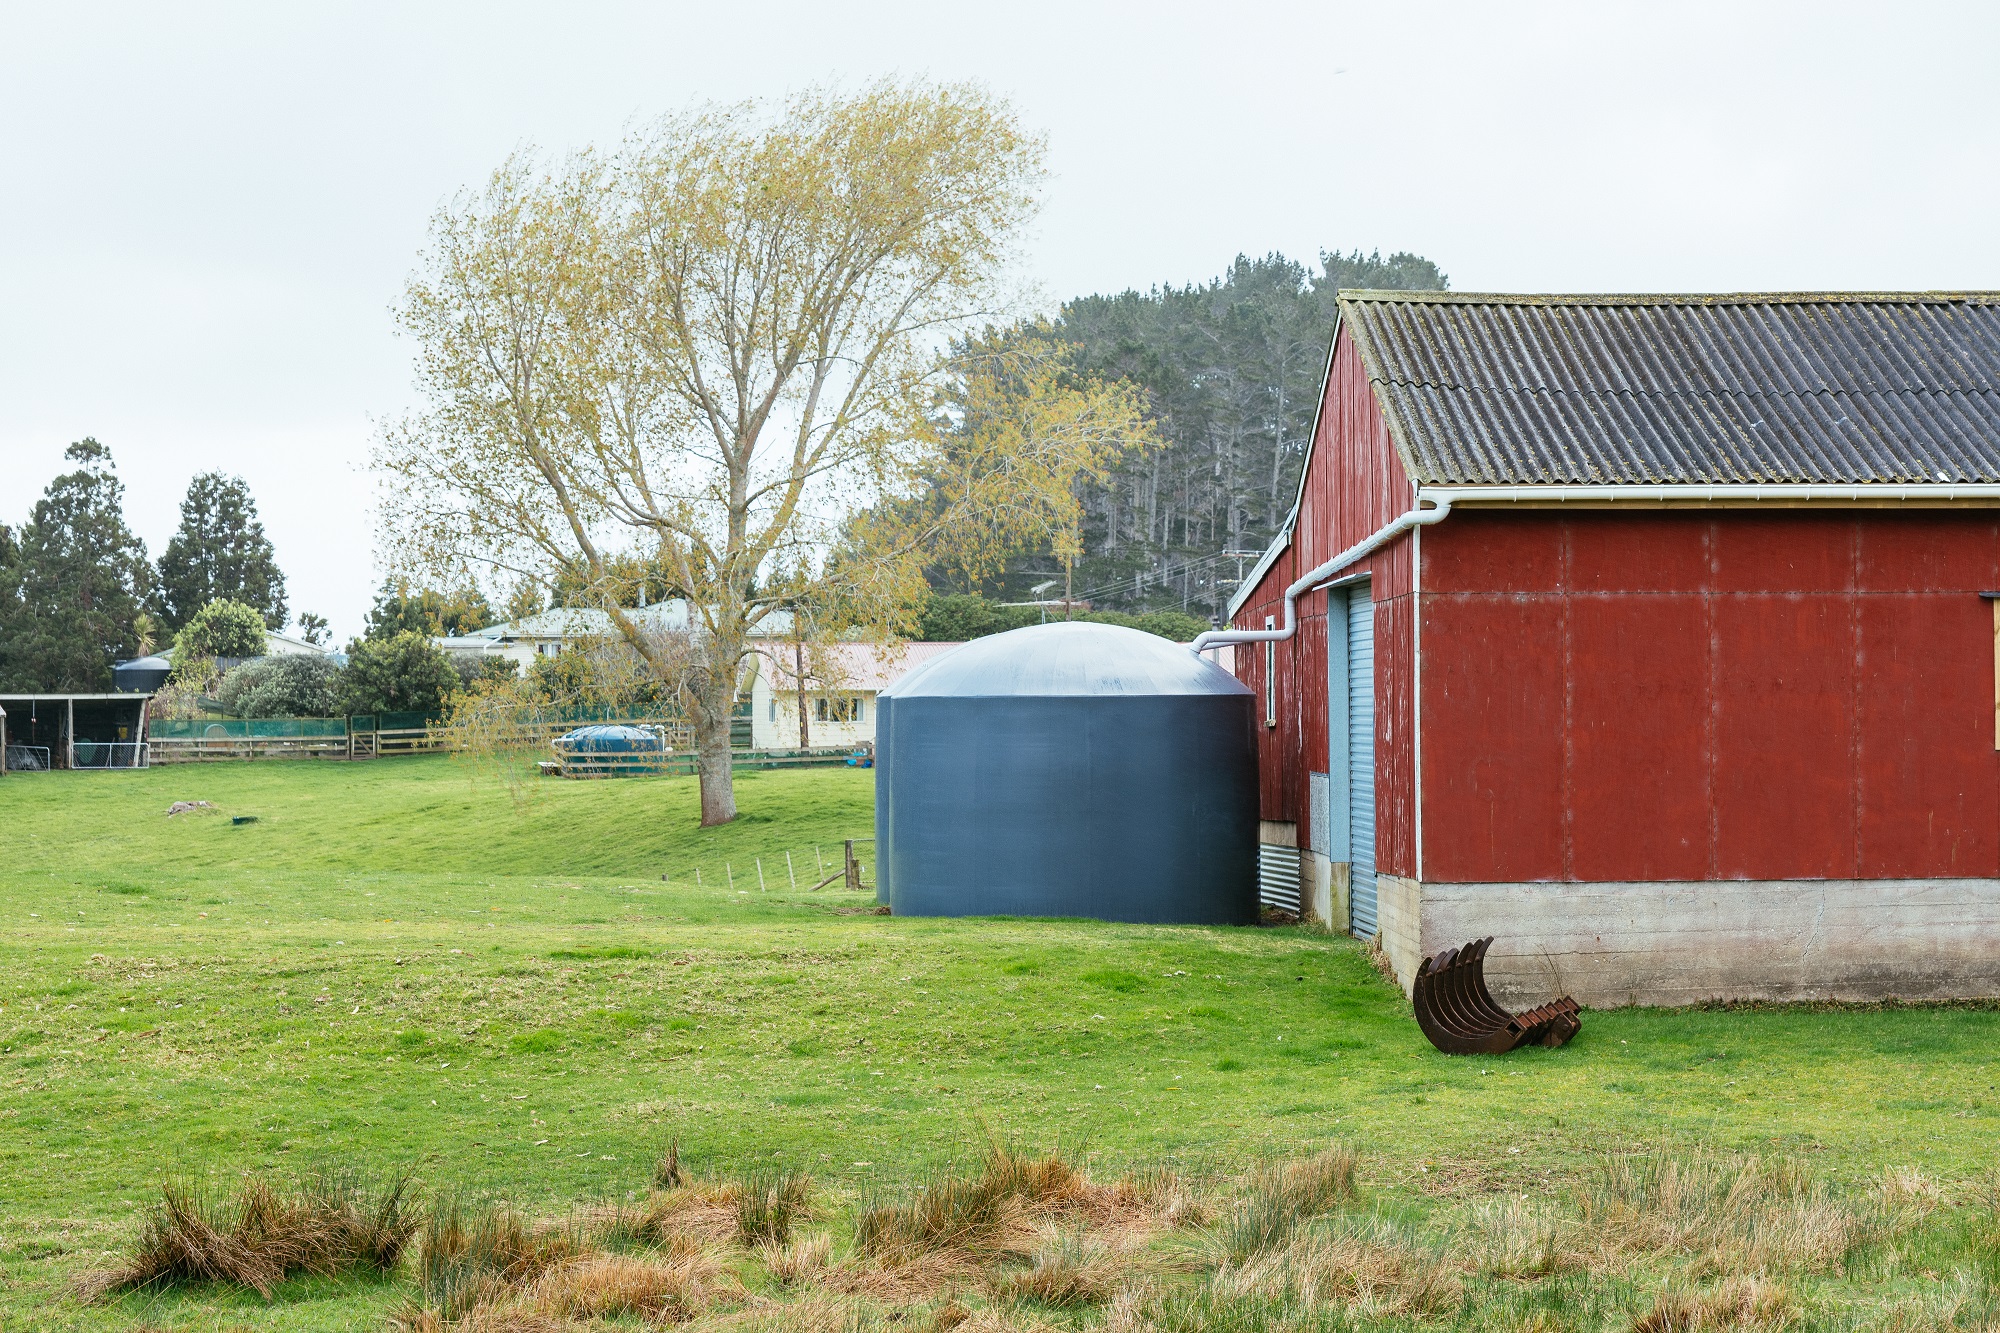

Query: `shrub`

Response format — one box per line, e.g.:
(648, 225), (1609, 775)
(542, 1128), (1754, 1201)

(340, 631), (461, 715)
(170, 598), (267, 682)
(449, 651), (518, 691)
(216, 654), (343, 717)
(174, 597), (268, 658)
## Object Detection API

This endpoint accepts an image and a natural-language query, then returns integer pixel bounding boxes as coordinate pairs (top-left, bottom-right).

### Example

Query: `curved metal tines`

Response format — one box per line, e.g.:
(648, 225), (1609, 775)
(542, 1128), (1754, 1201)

(1411, 937), (1581, 1055)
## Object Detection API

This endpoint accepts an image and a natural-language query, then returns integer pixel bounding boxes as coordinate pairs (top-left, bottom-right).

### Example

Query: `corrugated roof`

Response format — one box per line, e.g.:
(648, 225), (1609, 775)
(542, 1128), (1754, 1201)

(1340, 292), (2000, 484)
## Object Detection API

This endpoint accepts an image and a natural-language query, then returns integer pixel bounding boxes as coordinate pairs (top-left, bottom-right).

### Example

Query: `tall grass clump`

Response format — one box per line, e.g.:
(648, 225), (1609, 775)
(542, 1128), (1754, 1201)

(857, 1165), (1033, 1265)
(1217, 1216), (1462, 1319)
(1582, 1151), (1877, 1276)
(76, 1169), (415, 1303)
(1214, 1146), (1358, 1264)
(401, 1196), (578, 1324)
(992, 1229), (1122, 1309)
(736, 1167), (814, 1246)
(1628, 1276), (1799, 1332)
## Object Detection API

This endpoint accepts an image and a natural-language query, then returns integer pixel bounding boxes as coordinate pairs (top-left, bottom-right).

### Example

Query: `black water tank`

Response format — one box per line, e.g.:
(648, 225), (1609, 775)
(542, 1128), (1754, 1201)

(113, 656), (172, 693)
(875, 622), (1258, 925)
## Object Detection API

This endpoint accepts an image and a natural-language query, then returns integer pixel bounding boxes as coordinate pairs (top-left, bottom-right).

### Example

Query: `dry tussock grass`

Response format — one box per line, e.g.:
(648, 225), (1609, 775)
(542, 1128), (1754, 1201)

(845, 1142), (1201, 1303)
(1581, 1151), (1874, 1276)
(988, 1228), (1124, 1308)
(1868, 1275), (2000, 1333)
(760, 1233), (835, 1286)
(400, 1199), (585, 1325)
(627, 1180), (747, 1245)
(1882, 1166), (1947, 1221)
(528, 1248), (731, 1321)
(827, 1248), (988, 1303)
(76, 1170), (415, 1302)
(1454, 1195), (1582, 1279)
(738, 1167), (815, 1246)
(390, 1300), (570, 1333)
(1214, 1145), (1359, 1262)
(1219, 1217), (1462, 1318)
(1628, 1277), (1799, 1332)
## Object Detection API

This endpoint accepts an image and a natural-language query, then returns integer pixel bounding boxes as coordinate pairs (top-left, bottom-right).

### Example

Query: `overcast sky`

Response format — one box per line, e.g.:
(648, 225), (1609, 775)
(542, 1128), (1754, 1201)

(3, 1), (1997, 641)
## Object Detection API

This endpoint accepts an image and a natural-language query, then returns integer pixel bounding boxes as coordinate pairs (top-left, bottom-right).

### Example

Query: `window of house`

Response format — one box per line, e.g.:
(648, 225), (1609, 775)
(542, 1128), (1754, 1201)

(815, 695), (864, 723)
(1264, 616), (1277, 727)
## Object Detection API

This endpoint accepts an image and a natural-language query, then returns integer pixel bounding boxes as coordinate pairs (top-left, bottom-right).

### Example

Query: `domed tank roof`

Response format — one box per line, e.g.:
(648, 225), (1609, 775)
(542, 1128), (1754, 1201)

(883, 622), (1249, 698)
(557, 724), (663, 752)
(118, 656), (172, 671)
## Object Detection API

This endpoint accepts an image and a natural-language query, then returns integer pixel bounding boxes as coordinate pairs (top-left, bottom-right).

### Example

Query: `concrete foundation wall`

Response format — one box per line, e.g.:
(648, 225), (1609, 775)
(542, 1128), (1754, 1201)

(1376, 874), (1424, 988)
(1416, 879), (2000, 1008)
(1302, 854), (1350, 932)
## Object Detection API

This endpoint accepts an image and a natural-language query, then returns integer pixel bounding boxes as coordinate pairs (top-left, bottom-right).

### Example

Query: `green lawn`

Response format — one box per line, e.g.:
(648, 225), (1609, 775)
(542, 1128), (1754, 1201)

(1, 757), (1995, 1330)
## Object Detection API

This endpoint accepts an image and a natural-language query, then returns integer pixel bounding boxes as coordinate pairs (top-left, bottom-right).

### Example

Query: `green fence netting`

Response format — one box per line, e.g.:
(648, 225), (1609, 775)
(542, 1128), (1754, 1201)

(149, 718), (349, 740)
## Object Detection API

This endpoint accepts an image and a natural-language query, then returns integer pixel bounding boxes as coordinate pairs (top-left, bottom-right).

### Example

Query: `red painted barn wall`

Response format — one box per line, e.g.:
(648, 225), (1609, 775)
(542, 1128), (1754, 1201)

(1234, 326), (1419, 876)
(1420, 509), (2000, 883)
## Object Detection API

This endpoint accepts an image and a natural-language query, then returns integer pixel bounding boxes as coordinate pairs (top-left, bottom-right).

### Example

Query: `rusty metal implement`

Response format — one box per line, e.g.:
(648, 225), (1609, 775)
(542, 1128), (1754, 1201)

(1411, 937), (1580, 1055)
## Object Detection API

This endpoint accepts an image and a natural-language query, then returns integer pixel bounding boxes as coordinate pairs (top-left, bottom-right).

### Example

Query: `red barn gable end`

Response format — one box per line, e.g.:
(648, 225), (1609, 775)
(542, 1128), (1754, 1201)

(1218, 291), (2000, 1007)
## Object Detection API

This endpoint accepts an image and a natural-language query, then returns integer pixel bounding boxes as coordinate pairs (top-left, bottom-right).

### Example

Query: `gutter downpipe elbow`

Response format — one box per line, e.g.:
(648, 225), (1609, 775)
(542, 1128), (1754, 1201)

(1191, 494), (1454, 656)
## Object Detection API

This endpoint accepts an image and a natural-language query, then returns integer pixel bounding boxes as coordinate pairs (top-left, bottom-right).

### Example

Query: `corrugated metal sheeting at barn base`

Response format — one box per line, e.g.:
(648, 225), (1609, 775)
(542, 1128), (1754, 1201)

(1228, 291), (2000, 1007)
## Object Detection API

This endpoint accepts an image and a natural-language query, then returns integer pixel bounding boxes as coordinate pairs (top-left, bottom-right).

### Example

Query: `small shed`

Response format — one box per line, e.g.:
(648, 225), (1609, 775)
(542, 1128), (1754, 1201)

(0, 693), (152, 770)
(1223, 291), (2000, 1007)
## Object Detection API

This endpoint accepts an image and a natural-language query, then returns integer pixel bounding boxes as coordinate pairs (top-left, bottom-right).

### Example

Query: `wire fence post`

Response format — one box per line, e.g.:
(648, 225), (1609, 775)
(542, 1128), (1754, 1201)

(845, 839), (860, 893)
(815, 845), (823, 876)
(695, 867), (702, 887)
(786, 851), (796, 890)
(726, 863), (733, 891)
(757, 858), (767, 891)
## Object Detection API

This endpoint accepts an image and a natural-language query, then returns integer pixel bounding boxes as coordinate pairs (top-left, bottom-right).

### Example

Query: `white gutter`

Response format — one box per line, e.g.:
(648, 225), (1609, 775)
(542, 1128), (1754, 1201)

(1191, 497), (1454, 654)
(1420, 482), (2000, 505)
(1191, 480), (2000, 655)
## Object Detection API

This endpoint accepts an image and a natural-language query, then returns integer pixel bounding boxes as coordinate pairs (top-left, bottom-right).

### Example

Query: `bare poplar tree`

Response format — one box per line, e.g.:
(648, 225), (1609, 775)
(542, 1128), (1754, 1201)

(378, 84), (1049, 825)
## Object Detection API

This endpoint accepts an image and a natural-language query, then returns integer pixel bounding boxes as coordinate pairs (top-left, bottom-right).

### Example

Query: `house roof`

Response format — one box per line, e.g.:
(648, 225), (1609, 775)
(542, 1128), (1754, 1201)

(1340, 291), (2000, 485)
(460, 601), (795, 643)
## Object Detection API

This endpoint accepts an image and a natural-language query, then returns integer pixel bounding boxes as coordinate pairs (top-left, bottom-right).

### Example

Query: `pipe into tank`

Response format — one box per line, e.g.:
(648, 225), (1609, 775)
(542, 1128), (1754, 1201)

(1190, 496), (1454, 655)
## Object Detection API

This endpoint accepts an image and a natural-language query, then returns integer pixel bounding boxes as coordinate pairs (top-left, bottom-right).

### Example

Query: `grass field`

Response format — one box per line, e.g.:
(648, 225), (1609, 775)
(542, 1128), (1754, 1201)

(2, 757), (1997, 1330)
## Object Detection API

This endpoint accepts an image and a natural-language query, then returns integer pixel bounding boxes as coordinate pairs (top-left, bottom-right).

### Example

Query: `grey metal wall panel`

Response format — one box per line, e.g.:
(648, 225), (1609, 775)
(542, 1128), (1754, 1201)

(1308, 772), (1331, 856)
(1347, 584), (1378, 938)
(1258, 844), (1303, 913)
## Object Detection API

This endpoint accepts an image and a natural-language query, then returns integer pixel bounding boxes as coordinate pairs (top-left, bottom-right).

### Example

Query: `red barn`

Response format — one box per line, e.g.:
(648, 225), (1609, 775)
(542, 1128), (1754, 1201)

(1210, 291), (2000, 1007)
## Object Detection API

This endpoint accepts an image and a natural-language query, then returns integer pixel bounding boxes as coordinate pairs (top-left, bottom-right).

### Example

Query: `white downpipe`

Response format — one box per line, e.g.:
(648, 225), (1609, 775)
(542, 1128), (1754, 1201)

(1191, 479), (2000, 656)
(1190, 496), (1454, 654)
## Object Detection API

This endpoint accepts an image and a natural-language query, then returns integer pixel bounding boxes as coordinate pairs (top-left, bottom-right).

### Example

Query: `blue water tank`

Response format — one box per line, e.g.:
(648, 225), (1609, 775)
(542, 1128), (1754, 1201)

(875, 622), (1258, 925)
(556, 724), (664, 753)
(113, 656), (172, 693)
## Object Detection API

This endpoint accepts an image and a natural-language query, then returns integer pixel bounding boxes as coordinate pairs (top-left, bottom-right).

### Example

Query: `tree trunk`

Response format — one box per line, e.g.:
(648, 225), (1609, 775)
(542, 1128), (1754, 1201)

(795, 638), (810, 749)
(693, 669), (738, 826)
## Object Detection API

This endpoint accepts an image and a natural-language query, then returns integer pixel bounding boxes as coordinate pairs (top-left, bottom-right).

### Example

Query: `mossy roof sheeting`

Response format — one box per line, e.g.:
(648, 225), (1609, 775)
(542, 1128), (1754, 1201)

(1338, 290), (2000, 484)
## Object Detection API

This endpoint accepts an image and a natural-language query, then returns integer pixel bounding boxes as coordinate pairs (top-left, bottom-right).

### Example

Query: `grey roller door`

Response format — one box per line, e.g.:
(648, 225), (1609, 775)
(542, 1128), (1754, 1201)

(1347, 583), (1377, 938)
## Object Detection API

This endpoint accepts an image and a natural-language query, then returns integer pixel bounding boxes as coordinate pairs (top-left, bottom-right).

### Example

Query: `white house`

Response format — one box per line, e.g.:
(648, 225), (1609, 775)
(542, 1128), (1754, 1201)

(745, 642), (960, 750)
(263, 629), (336, 657)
